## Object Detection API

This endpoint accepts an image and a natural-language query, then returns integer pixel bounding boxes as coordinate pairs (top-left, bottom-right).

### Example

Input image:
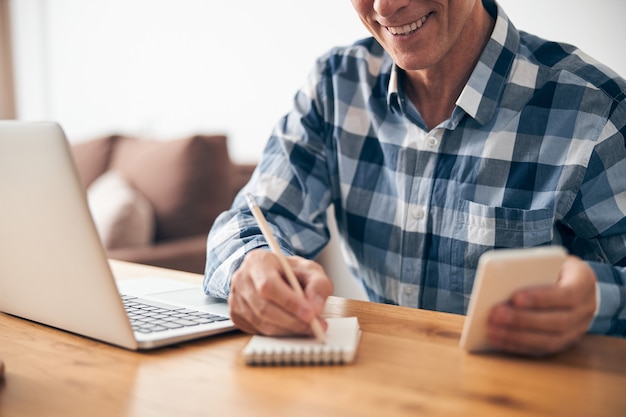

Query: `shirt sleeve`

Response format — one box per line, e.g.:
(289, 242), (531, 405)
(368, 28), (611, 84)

(588, 262), (626, 336)
(573, 99), (626, 337)
(203, 58), (335, 299)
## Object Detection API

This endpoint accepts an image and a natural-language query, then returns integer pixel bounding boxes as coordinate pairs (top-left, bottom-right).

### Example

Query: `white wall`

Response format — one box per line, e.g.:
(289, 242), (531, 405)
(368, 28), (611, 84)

(10, 0), (626, 164)
(10, 0), (369, 163)
(499, 0), (625, 79)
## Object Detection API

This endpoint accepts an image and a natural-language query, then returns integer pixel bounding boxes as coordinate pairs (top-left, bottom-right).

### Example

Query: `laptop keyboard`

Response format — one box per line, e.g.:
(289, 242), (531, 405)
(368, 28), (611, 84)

(121, 295), (229, 334)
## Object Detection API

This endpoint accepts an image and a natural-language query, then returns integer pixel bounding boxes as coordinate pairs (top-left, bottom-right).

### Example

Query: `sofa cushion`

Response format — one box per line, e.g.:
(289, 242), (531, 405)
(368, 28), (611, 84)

(70, 135), (119, 189)
(108, 135), (231, 241)
(87, 170), (155, 249)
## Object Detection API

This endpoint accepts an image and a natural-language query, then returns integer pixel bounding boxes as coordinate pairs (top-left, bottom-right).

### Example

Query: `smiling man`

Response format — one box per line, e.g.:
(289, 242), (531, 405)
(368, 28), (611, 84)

(204, 0), (626, 356)
(354, 0), (494, 130)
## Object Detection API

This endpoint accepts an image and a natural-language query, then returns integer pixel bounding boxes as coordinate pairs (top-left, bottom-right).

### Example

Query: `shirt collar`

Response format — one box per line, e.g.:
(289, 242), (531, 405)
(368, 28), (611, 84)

(387, 0), (520, 127)
(387, 64), (402, 113)
(457, 1), (519, 125)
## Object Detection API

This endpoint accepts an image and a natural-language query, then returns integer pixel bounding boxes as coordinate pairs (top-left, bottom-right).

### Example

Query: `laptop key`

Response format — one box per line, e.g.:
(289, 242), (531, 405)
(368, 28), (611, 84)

(170, 319), (199, 327)
(135, 328), (153, 334)
(160, 321), (184, 329)
(190, 317), (216, 324)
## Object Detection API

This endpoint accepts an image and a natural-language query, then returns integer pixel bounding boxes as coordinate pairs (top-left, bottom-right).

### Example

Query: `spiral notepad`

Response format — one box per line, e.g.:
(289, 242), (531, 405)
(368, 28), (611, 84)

(242, 317), (361, 366)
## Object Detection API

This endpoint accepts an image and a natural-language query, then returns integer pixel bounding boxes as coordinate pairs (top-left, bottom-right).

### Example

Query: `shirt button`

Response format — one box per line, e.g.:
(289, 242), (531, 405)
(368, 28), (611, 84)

(426, 136), (438, 147)
(413, 207), (425, 219)
(404, 287), (414, 295)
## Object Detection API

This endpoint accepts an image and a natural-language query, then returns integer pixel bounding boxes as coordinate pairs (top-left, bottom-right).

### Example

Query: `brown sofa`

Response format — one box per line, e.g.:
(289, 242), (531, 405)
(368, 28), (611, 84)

(70, 134), (255, 274)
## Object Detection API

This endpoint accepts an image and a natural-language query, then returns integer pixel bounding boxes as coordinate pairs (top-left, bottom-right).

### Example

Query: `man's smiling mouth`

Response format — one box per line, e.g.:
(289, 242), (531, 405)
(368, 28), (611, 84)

(386, 13), (433, 36)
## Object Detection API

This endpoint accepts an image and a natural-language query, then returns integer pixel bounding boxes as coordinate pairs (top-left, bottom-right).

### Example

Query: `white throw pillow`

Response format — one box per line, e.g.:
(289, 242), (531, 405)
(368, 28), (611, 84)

(87, 170), (155, 249)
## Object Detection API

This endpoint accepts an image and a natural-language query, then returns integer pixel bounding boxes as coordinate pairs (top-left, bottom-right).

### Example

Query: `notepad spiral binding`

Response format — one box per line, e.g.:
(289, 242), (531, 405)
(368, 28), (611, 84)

(242, 317), (360, 366)
(244, 347), (348, 366)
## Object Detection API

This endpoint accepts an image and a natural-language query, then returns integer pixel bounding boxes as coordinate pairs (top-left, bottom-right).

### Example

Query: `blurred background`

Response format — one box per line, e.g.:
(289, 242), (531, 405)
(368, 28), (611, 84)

(3, 0), (625, 163)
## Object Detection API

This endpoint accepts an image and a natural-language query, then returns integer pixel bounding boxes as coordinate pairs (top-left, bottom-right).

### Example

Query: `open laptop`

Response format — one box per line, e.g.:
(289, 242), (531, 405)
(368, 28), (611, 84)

(0, 121), (237, 350)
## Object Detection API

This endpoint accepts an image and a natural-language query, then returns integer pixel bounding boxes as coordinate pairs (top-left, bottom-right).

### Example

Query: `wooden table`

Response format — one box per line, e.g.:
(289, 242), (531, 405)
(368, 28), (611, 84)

(1, 261), (625, 417)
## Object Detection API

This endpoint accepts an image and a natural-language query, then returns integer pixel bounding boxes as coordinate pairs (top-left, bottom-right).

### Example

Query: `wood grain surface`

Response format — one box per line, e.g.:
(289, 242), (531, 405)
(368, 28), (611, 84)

(0, 260), (624, 417)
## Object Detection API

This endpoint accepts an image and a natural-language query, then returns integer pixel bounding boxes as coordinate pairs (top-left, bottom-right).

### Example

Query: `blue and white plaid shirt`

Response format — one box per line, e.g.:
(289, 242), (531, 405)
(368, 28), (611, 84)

(205, 1), (626, 336)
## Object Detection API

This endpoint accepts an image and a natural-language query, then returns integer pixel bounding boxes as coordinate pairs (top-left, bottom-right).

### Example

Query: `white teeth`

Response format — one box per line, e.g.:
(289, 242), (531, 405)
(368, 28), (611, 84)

(387, 15), (429, 36)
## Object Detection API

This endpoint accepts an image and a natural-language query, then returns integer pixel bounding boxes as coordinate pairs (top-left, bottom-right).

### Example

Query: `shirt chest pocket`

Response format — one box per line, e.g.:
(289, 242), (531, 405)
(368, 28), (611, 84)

(449, 199), (554, 271)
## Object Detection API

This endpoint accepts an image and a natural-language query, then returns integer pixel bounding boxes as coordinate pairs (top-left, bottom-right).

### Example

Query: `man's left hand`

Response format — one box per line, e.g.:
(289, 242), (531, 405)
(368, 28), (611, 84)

(487, 255), (597, 357)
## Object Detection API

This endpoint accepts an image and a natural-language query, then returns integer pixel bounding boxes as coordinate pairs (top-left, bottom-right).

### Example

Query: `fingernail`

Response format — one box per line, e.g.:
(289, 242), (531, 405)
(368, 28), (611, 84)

(312, 295), (326, 312)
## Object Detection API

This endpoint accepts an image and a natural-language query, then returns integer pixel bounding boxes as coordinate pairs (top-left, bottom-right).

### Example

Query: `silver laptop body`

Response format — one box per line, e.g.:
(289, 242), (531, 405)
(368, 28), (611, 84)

(0, 121), (236, 350)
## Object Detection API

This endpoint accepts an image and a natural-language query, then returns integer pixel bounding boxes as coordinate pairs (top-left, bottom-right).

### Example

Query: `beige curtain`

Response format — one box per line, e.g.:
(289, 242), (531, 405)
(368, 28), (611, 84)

(0, 0), (16, 119)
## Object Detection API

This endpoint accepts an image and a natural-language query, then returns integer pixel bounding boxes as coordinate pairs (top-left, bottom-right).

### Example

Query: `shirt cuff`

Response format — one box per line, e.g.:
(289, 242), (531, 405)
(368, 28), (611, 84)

(587, 262), (624, 335)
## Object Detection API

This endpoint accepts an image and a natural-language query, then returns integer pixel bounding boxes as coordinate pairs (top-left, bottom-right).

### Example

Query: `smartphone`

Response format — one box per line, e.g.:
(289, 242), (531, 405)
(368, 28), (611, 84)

(459, 246), (568, 353)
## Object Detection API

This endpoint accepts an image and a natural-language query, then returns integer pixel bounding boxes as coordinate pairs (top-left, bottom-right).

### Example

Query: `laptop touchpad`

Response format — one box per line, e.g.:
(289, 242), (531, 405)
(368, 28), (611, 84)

(148, 288), (230, 316)
(117, 277), (230, 316)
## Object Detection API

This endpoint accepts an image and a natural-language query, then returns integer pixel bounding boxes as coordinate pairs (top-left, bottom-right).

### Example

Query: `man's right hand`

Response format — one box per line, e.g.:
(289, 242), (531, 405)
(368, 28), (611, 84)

(228, 249), (333, 336)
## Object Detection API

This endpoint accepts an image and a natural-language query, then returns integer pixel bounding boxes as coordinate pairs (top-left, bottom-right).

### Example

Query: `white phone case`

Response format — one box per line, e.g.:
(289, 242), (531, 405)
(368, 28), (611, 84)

(459, 246), (568, 352)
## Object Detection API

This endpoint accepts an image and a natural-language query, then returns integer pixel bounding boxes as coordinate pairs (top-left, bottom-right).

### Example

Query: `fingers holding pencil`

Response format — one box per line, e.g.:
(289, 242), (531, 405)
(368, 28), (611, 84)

(227, 193), (332, 341)
(229, 249), (332, 338)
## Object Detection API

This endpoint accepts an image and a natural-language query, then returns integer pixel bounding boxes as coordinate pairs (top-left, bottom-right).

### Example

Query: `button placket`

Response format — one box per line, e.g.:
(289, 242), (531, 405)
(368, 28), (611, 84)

(400, 284), (418, 306)
(426, 136), (439, 148)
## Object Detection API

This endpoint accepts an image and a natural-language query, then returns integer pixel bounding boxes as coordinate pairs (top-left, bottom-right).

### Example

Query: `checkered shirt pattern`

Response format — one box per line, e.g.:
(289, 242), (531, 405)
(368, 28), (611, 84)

(205, 2), (626, 336)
